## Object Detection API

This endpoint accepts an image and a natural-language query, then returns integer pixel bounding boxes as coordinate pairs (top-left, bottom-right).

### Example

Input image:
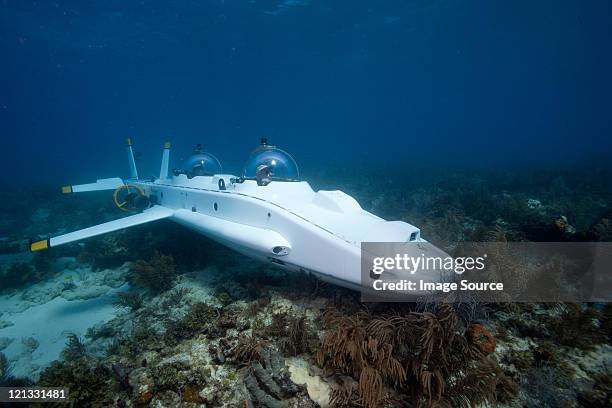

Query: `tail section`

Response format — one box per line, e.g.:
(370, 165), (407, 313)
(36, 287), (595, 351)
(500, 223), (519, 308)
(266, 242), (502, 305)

(126, 138), (139, 179)
(159, 141), (171, 180)
(34, 139), (171, 252)
(62, 139), (134, 193)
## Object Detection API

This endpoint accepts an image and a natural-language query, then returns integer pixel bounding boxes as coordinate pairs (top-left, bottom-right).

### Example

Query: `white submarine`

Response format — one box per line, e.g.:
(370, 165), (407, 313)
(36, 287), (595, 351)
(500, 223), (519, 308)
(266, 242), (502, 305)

(30, 138), (432, 291)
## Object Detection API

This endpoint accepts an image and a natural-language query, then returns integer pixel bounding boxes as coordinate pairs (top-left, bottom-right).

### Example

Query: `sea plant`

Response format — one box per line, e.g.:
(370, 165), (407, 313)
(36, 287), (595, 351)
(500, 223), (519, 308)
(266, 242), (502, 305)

(263, 311), (318, 356)
(120, 222), (212, 270)
(316, 304), (516, 408)
(0, 351), (11, 385)
(79, 235), (129, 270)
(578, 369), (612, 408)
(32, 251), (54, 274)
(85, 324), (117, 341)
(214, 286), (233, 306)
(232, 335), (269, 366)
(165, 301), (218, 342)
(1, 262), (38, 291)
(114, 291), (145, 312)
(590, 211), (612, 241)
(602, 303), (612, 341)
(128, 251), (176, 294)
(37, 333), (113, 406)
(37, 360), (112, 405)
(151, 361), (192, 390)
(61, 333), (88, 361)
(245, 297), (271, 318)
(161, 286), (192, 309)
(0, 351), (32, 388)
(521, 365), (575, 408)
(545, 303), (607, 350)
(329, 379), (360, 408)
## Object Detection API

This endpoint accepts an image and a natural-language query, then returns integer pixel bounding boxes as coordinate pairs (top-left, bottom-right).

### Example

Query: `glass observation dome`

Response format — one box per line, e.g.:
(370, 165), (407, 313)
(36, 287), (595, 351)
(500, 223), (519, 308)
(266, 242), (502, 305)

(243, 138), (300, 184)
(181, 145), (223, 177)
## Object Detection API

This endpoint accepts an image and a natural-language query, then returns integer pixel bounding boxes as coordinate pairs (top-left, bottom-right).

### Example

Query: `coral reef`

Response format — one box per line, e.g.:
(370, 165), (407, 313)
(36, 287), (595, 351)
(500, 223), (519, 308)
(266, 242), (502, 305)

(1, 165), (611, 407)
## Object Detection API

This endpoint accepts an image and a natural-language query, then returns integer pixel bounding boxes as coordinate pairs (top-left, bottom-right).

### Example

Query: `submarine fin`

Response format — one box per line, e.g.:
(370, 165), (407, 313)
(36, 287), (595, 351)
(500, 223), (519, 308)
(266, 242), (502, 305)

(30, 205), (173, 252)
(61, 177), (124, 194)
(126, 137), (139, 179)
(159, 141), (171, 180)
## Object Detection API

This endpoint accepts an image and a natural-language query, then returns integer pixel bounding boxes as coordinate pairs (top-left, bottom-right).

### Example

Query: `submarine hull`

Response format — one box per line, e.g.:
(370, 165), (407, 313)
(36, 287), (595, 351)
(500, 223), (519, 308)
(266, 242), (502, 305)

(129, 174), (425, 290)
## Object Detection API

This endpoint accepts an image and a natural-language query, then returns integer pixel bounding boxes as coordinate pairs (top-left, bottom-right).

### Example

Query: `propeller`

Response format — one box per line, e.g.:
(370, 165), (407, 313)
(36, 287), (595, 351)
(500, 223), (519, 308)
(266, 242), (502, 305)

(112, 184), (149, 212)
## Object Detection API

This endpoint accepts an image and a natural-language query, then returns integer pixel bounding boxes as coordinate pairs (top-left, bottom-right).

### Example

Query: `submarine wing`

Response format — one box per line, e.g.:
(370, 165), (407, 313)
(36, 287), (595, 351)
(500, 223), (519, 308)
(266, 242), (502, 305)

(29, 205), (173, 251)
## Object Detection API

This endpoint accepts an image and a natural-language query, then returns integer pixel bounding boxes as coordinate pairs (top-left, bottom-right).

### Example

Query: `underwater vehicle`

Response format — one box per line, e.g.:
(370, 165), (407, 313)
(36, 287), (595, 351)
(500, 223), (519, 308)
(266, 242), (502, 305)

(30, 138), (440, 291)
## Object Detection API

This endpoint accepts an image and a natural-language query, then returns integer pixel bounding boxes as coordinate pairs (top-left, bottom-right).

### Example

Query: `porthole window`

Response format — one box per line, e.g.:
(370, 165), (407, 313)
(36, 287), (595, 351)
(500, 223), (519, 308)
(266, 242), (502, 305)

(214, 202), (218, 211)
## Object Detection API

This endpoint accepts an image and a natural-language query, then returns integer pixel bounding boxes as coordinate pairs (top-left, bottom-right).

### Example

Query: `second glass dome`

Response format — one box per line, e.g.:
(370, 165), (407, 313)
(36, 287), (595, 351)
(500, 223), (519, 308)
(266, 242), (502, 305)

(182, 151), (223, 177)
(243, 140), (300, 182)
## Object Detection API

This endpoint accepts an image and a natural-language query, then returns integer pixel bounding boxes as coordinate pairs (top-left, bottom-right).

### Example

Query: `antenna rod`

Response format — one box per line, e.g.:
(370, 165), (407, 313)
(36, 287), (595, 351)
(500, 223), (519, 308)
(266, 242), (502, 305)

(159, 141), (171, 180)
(126, 138), (139, 180)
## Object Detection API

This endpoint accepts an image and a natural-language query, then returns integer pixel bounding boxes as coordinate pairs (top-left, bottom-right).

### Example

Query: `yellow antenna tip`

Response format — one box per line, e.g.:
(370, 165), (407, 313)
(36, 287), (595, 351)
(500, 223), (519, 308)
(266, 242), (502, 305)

(30, 239), (49, 252)
(126, 138), (132, 146)
(164, 142), (171, 149)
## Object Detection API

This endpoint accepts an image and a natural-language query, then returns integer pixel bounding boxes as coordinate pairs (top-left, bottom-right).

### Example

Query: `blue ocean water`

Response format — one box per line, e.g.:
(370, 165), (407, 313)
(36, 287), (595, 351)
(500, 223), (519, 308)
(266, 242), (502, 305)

(1, 0), (611, 186)
(2, 3), (612, 404)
